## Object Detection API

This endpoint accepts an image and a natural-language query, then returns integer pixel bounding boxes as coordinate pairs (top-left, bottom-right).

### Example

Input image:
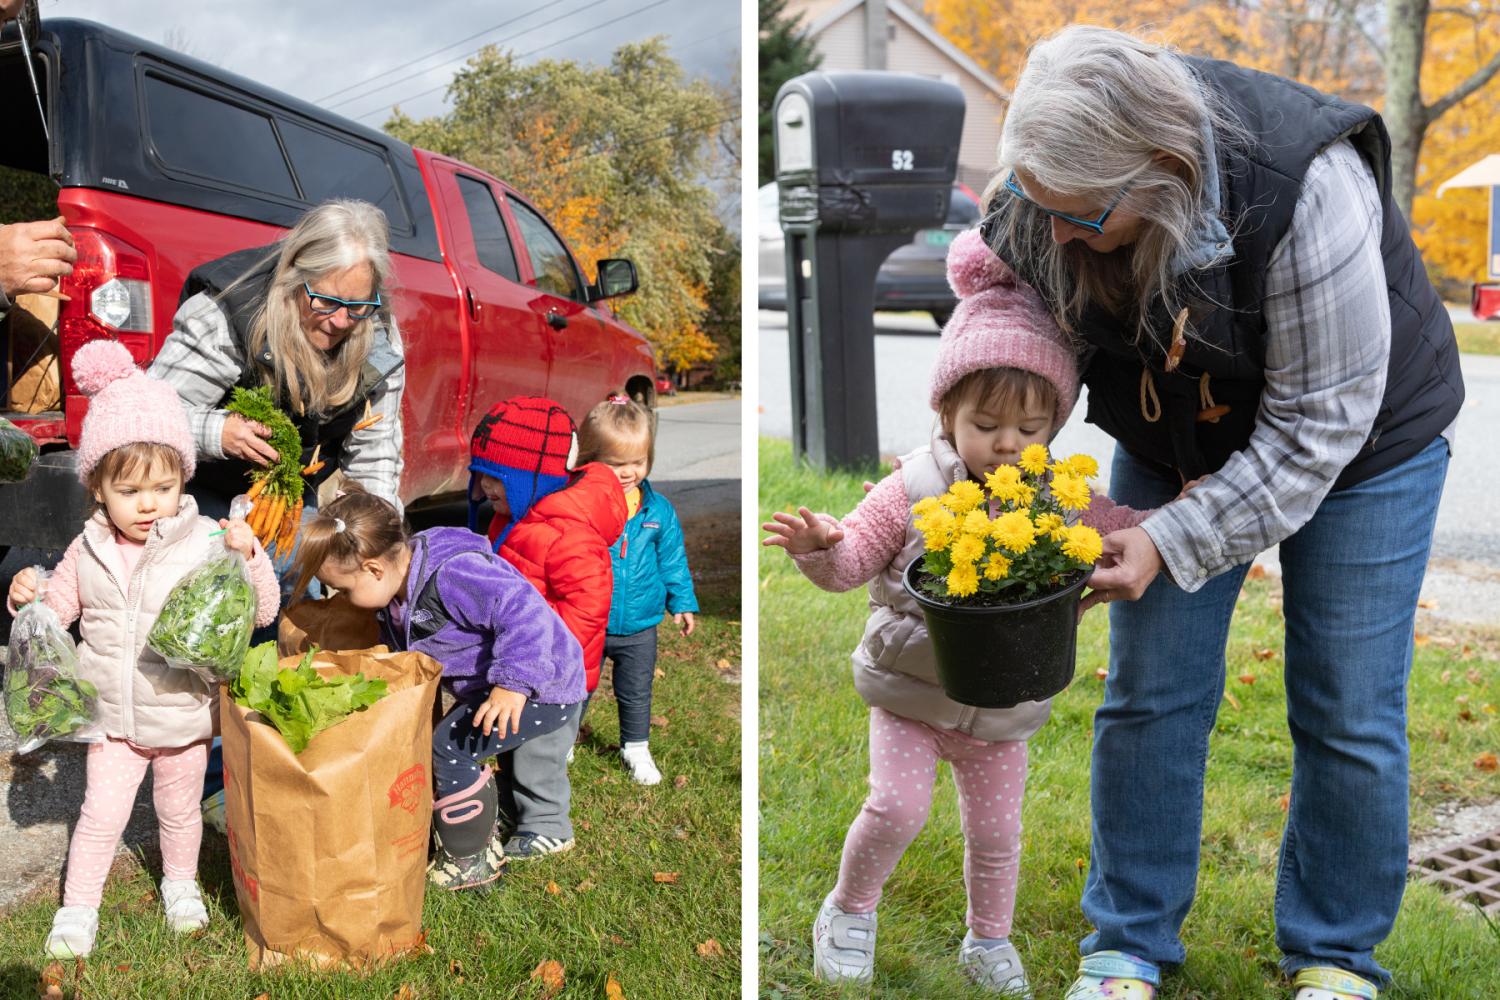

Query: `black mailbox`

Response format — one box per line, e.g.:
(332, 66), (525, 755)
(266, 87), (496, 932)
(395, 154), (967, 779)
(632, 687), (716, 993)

(774, 71), (965, 469)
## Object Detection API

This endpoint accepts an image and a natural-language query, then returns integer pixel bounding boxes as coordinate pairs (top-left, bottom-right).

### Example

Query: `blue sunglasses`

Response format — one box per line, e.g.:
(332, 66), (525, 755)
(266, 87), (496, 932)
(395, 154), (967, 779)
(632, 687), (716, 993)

(1003, 172), (1133, 235)
(302, 282), (382, 320)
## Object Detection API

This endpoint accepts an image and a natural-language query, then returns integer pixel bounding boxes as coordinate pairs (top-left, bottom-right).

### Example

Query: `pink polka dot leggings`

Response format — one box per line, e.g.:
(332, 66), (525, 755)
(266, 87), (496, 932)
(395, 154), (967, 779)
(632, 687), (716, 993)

(832, 707), (1029, 939)
(63, 737), (209, 908)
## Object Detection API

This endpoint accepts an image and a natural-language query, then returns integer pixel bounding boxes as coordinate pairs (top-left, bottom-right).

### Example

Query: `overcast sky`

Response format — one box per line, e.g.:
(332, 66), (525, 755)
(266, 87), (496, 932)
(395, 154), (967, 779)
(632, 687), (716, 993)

(45, 0), (740, 124)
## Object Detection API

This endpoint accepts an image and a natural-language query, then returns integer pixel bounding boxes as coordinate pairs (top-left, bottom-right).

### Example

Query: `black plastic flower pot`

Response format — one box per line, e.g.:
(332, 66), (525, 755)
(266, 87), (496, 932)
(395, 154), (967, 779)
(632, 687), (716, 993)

(902, 559), (1088, 709)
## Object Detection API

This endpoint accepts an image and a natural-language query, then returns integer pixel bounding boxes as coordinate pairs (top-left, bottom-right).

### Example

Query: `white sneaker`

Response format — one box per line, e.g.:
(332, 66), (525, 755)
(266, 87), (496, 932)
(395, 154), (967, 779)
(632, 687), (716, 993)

(566, 746), (576, 765)
(44, 905), (99, 958)
(201, 789), (226, 835)
(811, 891), (876, 983)
(160, 877), (209, 932)
(959, 931), (1032, 997)
(621, 741), (662, 785)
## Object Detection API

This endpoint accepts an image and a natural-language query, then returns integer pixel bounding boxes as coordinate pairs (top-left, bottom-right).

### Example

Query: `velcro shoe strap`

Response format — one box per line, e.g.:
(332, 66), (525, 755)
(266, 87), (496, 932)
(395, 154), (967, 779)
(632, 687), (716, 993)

(1292, 967), (1378, 1000)
(828, 914), (874, 952)
(1078, 951), (1162, 987)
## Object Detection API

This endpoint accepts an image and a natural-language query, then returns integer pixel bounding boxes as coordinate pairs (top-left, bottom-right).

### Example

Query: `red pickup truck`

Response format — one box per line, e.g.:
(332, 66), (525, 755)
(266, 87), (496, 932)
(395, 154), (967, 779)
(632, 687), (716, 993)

(0, 18), (658, 555)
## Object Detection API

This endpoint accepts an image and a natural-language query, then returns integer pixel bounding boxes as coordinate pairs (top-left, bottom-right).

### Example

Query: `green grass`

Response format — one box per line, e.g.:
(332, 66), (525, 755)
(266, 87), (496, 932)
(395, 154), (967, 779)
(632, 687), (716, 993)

(0, 523), (742, 1000)
(1452, 321), (1500, 356)
(758, 437), (1500, 999)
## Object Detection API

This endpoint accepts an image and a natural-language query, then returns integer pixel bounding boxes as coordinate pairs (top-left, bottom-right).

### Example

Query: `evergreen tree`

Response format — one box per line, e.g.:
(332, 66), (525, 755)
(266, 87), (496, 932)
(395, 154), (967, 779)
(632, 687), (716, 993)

(759, 0), (822, 185)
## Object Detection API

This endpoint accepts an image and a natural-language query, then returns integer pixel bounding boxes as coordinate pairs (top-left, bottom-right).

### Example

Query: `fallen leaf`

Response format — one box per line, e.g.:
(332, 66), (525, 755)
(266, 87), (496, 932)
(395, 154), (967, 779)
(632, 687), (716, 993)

(473, 933), (491, 951)
(1094, 666), (1108, 681)
(546, 880), (562, 895)
(1237, 673), (1257, 685)
(449, 959), (464, 977)
(1484, 704), (1497, 715)
(1277, 792), (1291, 812)
(531, 959), (565, 998)
(393, 986), (416, 1000)
(1415, 633), (1430, 647)
(1074, 857), (1086, 872)
(1432, 636), (1457, 648)
(1459, 708), (1475, 722)
(1435, 728), (1450, 743)
(654, 668), (666, 679)
(605, 972), (627, 1000)
(1246, 564), (1267, 580)
(653, 871), (681, 884)
(579, 819), (592, 831)
(1223, 690), (1242, 711)
(674, 775), (689, 789)
(1440, 669), (1453, 685)
(1418, 598), (1438, 609)
(650, 715), (669, 729)
(1467, 669), (1485, 686)
(610, 934), (626, 945)
(671, 827), (691, 840)
(715, 658), (732, 671)
(1252, 648), (1276, 661)
(251, 994), (270, 1000)
(696, 938), (726, 958)
(39, 961), (66, 1000)
(575, 878), (596, 892)
(1475, 752), (1499, 773)
(115, 963), (131, 972)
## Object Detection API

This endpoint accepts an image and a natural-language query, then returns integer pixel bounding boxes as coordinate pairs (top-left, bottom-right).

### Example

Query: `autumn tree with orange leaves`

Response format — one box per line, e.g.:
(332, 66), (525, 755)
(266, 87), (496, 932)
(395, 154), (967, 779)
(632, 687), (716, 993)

(922, 0), (1500, 295)
(386, 39), (733, 377)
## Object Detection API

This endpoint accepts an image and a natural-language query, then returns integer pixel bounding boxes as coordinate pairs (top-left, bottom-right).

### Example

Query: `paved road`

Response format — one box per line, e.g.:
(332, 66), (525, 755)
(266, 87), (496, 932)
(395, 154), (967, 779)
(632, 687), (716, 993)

(760, 309), (1499, 625)
(0, 398), (740, 913)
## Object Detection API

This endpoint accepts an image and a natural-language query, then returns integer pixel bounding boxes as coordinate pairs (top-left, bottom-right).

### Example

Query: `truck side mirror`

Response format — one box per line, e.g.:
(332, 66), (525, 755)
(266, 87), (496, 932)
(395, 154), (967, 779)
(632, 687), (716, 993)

(591, 258), (638, 301)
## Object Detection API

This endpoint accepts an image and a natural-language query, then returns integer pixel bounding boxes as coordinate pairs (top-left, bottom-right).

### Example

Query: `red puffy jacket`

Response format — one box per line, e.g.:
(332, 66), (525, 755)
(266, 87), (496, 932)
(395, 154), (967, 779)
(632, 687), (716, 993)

(497, 462), (626, 692)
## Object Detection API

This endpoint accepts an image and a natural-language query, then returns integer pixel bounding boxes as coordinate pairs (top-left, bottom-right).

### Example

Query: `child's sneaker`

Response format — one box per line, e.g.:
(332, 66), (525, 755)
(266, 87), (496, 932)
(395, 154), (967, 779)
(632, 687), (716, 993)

(811, 891), (876, 983)
(621, 741), (662, 785)
(504, 832), (576, 859)
(160, 877), (209, 932)
(44, 906), (99, 958)
(201, 789), (227, 835)
(428, 831), (506, 892)
(958, 931), (1032, 997)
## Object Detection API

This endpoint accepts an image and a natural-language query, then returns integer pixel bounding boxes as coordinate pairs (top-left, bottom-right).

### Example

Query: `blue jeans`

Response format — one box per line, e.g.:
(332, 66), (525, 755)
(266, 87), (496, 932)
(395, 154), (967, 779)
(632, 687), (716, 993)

(605, 626), (659, 744)
(1080, 436), (1449, 985)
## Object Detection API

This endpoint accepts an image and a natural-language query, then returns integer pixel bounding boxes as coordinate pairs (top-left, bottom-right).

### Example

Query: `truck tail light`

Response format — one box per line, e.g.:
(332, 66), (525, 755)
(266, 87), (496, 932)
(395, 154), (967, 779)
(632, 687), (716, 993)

(57, 228), (154, 445)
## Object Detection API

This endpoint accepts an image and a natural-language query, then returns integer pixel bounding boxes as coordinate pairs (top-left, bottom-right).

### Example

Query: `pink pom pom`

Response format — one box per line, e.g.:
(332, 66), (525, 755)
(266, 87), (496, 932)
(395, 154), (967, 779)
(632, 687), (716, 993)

(946, 228), (1017, 298)
(70, 339), (140, 397)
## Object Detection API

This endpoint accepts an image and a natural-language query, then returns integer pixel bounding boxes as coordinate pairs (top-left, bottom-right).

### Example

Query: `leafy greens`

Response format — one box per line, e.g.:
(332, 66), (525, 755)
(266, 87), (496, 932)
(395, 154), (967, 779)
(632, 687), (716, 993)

(147, 550), (258, 683)
(230, 642), (388, 753)
(5, 597), (98, 752)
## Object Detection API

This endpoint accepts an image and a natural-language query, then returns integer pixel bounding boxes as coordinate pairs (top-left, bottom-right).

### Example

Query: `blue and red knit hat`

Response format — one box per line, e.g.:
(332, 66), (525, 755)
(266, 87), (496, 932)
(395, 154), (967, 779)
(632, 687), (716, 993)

(468, 396), (579, 545)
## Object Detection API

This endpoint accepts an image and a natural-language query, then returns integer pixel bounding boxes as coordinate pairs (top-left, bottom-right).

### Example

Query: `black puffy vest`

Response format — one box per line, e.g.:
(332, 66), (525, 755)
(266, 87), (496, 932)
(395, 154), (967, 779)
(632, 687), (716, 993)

(177, 245), (403, 500)
(984, 57), (1463, 489)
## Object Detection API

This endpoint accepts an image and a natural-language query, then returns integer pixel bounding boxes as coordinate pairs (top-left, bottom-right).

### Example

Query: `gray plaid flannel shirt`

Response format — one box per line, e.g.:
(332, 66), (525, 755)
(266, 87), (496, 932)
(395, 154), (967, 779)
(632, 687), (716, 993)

(148, 292), (406, 512)
(1141, 139), (1440, 592)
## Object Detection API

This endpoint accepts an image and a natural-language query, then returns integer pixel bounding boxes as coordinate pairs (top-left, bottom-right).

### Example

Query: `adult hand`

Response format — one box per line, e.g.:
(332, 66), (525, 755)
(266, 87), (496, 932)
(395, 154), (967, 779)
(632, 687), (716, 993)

(0, 218), (76, 298)
(762, 507), (843, 554)
(673, 611), (696, 637)
(221, 413), (279, 466)
(473, 685), (526, 738)
(8, 566), (38, 607)
(1078, 526), (1165, 615)
(218, 517), (256, 559)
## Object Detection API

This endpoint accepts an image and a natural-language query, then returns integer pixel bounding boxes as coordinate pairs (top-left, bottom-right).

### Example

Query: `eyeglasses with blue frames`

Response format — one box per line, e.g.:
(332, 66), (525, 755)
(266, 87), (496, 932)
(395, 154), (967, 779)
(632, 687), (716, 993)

(302, 282), (382, 321)
(1002, 172), (1134, 235)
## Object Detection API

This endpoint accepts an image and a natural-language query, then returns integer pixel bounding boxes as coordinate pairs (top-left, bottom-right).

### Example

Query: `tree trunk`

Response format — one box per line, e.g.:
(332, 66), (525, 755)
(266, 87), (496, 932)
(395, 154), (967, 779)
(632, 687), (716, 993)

(1384, 0), (1429, 219)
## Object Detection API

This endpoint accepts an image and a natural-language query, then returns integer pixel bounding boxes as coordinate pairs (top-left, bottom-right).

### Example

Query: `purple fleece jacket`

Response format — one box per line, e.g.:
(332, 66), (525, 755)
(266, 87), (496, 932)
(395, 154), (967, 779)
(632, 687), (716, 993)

(378, 527), (586, 703)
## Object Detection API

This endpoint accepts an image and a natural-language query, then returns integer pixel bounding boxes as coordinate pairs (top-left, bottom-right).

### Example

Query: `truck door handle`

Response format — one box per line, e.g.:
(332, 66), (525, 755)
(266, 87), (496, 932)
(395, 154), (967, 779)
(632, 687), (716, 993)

(547, 311), (568, 330)
(465, 287), (480, 320)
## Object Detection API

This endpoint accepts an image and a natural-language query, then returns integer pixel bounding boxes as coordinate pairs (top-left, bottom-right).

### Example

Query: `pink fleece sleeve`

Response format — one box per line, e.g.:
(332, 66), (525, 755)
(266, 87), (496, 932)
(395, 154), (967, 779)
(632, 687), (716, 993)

(788, 471), (912, 592)
(38, 536), (84, 627)
(244, 541), (280, 627)
(1080, 489), (1153, 535)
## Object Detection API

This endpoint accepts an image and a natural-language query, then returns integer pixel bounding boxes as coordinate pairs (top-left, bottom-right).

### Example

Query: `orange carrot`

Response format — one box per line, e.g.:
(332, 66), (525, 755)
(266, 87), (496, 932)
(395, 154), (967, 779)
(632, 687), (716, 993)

(262, 496), (286, 547)
(246, 478), (267, 502)
(352, 414), (383, 432)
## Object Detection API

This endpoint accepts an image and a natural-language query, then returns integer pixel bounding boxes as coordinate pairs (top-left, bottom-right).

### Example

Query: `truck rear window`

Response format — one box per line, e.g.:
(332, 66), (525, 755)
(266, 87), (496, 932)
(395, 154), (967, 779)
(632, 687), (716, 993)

(143, 74), (297, 200)
(279, 120), (411, 231)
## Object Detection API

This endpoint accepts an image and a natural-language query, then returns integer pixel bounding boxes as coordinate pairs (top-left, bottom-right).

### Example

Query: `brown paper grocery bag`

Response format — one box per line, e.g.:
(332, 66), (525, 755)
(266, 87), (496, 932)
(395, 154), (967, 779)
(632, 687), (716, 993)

(277, 592), (381, 657)
(6, 293), (61, 414)
(220, 648), (442, 969)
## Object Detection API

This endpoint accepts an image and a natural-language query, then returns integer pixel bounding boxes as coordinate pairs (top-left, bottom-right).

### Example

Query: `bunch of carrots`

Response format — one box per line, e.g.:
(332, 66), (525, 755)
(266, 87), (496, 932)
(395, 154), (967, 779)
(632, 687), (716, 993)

(227, 386), (307, 559)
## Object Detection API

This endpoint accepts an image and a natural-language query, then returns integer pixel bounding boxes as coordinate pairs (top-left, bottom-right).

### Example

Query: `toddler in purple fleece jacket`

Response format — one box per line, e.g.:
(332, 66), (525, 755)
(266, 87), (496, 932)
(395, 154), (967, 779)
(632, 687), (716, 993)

(293, 486), (585, 894)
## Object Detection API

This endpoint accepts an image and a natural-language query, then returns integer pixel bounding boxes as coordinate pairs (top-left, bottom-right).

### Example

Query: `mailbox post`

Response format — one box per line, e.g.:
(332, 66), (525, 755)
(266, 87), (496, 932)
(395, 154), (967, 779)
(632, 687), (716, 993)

(774, 71), (965, 470)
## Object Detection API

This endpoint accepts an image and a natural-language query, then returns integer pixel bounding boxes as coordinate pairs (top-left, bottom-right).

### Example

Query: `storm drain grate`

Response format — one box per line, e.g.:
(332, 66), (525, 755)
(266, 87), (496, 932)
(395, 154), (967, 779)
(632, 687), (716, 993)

(1409, 831), (1500, 914)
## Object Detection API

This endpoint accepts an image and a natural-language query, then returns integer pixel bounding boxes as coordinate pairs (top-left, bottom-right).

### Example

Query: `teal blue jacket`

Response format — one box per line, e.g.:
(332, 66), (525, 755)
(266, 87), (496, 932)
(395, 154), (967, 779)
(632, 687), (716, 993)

(607, 480), (698, 636)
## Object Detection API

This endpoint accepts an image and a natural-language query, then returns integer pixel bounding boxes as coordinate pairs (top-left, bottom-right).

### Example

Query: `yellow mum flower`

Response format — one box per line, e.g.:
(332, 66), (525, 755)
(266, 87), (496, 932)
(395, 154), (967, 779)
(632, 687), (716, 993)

(962, 509), (992, 538)
(912, 496), (941, 518)
(1061, 524), (1103, 565)
(1034, 512), (1067, 541)
(916, 509), (956, 550)
(1064, 453), (1100, 478)
(952, 534), (986, 564)
(1051, 473), (1092, 511)
(1019, 444), (1050, 475)
(1014, 483), (1037, 507)
(991, 510), (1036, 553)
(947, 561), (979, 597)
(984, 464), (1022, 496)
(942, 480), (984, 514)
(983, 553), (1011, 581)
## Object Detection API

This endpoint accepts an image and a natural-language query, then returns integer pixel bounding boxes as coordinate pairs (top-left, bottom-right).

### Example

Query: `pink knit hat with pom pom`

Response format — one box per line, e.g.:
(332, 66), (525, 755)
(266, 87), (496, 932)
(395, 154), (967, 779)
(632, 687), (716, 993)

(73, 339), (197, 484)
(928, 228), (1079, 428)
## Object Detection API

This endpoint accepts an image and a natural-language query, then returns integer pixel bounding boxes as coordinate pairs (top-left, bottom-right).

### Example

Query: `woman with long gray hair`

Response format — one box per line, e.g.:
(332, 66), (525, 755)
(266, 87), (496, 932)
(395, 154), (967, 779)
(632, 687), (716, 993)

(981, 26), (1461, 1000)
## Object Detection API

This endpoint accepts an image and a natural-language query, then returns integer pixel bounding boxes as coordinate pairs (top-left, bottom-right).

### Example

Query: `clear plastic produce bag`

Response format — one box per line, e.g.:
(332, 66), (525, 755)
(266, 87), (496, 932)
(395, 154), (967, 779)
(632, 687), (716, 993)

(0, 415), (39, 483)
(4, 567), (100, 753)
(146, 496), (258, 684)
